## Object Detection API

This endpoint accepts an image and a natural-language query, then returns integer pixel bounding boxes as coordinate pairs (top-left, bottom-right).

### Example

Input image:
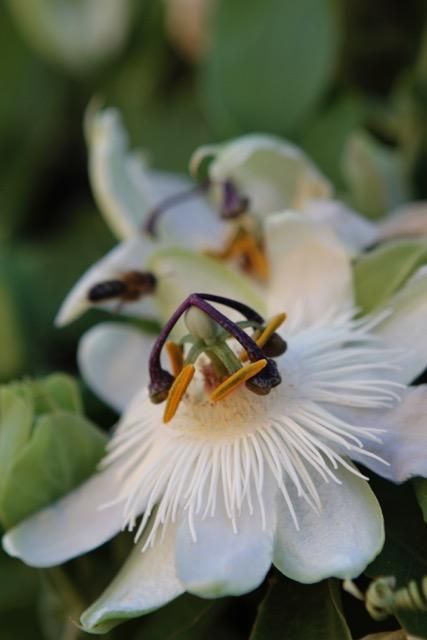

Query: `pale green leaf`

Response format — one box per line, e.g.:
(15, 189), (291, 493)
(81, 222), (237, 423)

(36, 373), (83, 414)
(343, 131), (408, 219)
(0, 412), (106, 528)
(0, 387), (33, 491)
(354, 240), (427, 314)
(302, 94), (366, 188)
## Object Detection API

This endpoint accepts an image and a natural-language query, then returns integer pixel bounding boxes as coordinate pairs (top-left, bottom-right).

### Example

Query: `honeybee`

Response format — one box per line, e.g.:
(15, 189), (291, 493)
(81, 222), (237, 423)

(88, 271), (157, 304)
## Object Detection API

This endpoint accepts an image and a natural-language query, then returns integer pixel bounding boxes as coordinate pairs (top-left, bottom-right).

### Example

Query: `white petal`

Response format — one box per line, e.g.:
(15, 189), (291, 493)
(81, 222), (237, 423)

(379, 201), (427, 242)
(332, 386), (427, 483)
(80, 522), (184, 634)
(175, 491), (275, 598)
(86, 106), (225, 250)
(302, 199), (379, 253)
(78, 323), (155, 412)
(55, 238), (157, 326)
(374, 266), (427, 383)
(86, 106), (155, 239)
(206, 134), (332, 217)
(273, 465), (384, 583)
(147, 248), (266, 326)
(147, 172), (226, 253)
(2, 468), (124, 567)
(265, 212), (353, 329)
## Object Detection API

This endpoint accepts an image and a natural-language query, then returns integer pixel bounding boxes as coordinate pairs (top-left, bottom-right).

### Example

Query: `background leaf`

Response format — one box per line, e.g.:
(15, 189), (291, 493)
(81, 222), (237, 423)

(0, 412), (106, 528)
(202, 0), (339, 137)
(249, 574), (352, 640)
(366, 477), (427, 638)
(354, 240), (427, 314)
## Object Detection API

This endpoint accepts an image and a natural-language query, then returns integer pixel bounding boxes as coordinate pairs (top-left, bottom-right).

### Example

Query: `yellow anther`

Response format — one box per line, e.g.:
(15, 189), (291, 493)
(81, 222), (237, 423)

(238, 234), (269, 281)
(240, 313), (287, 362)
(166, 341), (184, 376)
(210, 359), (268, 403)
(163, 364), (195, 423)
(205, 228), (269, 281)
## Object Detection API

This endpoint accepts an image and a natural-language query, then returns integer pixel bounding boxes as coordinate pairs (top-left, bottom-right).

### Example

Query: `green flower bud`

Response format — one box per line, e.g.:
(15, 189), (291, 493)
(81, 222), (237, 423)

(0, 373), (106, 529)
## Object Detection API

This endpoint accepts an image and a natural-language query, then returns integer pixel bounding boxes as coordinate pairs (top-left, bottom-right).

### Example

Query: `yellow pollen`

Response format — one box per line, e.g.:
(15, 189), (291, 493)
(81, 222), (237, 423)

(237, 233), (269, 281)
(210, 359), (268, 402)
(206, 228), (269, 281)
(163, 364), (195, 423)
(166, 341), (184, 376)
(240, 313), (287, 362)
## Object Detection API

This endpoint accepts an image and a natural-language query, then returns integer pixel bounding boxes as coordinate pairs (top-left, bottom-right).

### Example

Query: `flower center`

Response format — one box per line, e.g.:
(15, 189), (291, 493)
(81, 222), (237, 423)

(205, 224), (269, 282)
(102, 314), (400, 546)
(147, 293), (286, 423)
(141, 179), (268, 281)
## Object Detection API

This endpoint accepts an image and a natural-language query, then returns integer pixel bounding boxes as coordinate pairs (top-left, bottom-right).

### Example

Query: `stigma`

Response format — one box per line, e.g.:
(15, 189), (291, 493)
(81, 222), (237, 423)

(147, 293), (287, 423)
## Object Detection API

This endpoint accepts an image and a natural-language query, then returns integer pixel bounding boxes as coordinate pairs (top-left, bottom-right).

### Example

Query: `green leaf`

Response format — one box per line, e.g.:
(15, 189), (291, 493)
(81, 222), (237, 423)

(0, 374), (106, 528)
(0, 411), (106, 528)
(0, 5), (66, 241)
(342, 131), (408, 219)
(0, 608), (44, 640)
(38, 569), (84, 640)
(0, 387), (34, 490)
(203, 0), (339, 136)
(301, 94), (366, 188)
(414, 478), (427, 523)
(0, 279), (25, 379)
(354, 240), (427, 314)
(249, 574), (352, 640)
(135, 596), (227, 640)
(35, 373), (83, 415)
(0, 549), (38, 612)
(366, 478), (427, 638)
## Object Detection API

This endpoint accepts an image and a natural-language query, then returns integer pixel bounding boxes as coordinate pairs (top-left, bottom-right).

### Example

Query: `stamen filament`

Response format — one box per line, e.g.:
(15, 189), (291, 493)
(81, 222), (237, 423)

(163, 365), (195, 423)
(210, 359), (268, 402)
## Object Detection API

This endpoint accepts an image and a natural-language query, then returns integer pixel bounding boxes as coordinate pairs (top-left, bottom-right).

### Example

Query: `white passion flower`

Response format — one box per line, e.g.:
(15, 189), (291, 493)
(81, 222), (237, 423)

(191, 135), (380, 253)
(193, 135), (427, 253)
(5, 214), (427, 634)
(57, 105), (382, 329)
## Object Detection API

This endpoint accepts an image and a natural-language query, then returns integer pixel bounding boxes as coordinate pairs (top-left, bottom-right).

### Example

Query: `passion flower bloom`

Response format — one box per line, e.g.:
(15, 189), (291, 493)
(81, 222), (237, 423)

(58, 104), (427, 343)
(4, 213), (427, 634)
(56, 105), (330, 324)
(59, 104), (386, 329)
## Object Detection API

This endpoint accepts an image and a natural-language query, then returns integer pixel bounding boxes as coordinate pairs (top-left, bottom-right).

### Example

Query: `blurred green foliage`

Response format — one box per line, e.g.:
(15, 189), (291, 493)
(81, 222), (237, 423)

(354, 239), (427, 313)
